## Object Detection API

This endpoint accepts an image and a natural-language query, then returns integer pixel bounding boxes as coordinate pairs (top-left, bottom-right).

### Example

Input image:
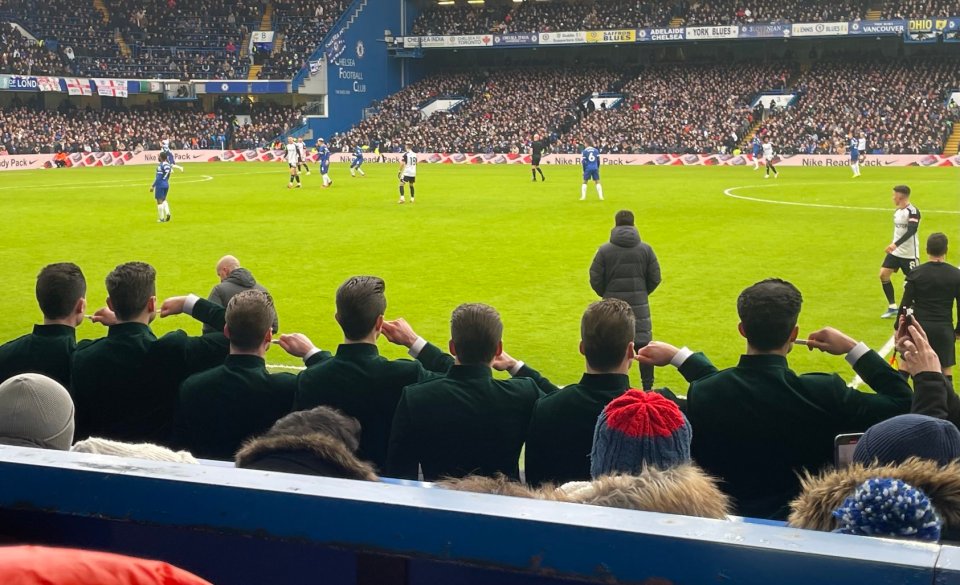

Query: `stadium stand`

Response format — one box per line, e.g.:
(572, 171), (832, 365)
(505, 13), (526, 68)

(759, 59), (960, 155)
(257, 0), (350, 80)
(879, 0), (959, 18)
(560, 63), (792, 154)
(0, 22), (68, 75)
(332, 67), (620, 153)
(232, 103), (305, 148)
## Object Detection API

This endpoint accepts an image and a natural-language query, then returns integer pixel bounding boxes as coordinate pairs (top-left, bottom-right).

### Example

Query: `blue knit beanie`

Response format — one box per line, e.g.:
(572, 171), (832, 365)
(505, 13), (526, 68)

(590, 389), (691, 479)
(853, 414), (960, 466)
(833, 478), (942, 542)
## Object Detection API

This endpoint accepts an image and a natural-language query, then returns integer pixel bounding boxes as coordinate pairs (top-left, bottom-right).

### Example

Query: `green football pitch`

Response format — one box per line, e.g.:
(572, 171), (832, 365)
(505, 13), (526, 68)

(0, 161), (957, 392)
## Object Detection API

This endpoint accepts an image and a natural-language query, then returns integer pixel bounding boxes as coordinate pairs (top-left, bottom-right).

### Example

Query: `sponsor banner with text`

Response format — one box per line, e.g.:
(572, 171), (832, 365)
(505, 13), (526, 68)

(493, 33), (538, 45)
(738, 23), (791, 38)
(2, 151), (959, 171)
(446, 35), (494, 47)
(538, 31), (587, 45)
(685, 25), (739, 39)
(791, 21), (849, 36)
(848, 19), (906, 35)
(586, 29), (636, 43)
(636, 27), (686, 41)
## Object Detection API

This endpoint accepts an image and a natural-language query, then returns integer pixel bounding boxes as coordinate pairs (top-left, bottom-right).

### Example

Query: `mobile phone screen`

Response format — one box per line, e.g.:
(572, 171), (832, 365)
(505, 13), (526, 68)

(835, 433), (863, 467)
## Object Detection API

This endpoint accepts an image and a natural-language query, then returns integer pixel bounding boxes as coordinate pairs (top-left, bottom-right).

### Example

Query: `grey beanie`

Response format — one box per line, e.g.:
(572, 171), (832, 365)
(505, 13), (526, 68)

(0, 374), (75, 451)
(853, 414), (960, 466)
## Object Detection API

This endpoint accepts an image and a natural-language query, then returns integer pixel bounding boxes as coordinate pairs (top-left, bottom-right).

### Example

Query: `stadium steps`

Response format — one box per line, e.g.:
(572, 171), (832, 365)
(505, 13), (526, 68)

(114, 32), (131, 58)
(738, 119), (764, 151)
(92, 0), (110, 25)
(272, 34), (284, 57)
(865, 8), (883, 20)
(247, 65), (262, 80)
(669, 16), (684, 27)
(944, 125), (960, 155)
(240, 31), (251, 58)
(259, 4), (274, 31)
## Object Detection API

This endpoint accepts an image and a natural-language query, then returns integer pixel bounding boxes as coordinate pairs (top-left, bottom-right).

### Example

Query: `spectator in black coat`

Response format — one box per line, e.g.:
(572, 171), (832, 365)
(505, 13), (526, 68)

(590, 210), (661, 389)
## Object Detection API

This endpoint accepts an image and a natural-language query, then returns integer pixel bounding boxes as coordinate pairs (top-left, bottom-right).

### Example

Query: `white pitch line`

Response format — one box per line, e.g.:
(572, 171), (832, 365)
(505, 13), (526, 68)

(723, 182), (960, 214)
(266, 363), (306, 371)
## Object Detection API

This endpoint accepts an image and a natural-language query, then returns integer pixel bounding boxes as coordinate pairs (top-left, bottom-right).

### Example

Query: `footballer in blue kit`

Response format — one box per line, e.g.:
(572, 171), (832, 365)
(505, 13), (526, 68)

(849, 133), (865, 178)
(580, 145), (603, 200)
(317, 138), (333, 187)
(160, 140), (185, 172)
(150, 152), (172, 223)
(350, 145), (366, 177)
(751, 136), (763, 170)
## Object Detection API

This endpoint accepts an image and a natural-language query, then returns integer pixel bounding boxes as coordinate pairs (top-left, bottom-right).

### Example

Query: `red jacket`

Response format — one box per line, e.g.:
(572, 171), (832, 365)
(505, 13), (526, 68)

(0, 546), (212, 585)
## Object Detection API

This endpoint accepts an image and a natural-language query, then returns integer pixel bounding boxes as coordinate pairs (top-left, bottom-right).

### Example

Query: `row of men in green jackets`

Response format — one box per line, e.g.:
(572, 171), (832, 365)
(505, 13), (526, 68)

(0, 264), (916, 519)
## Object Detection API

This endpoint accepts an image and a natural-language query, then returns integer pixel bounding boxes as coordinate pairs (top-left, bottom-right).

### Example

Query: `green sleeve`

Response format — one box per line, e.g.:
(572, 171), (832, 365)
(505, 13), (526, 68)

(833, 350), (912, 426)
(911, 371), (958, 422)
(416, 341), (455, 374)
(678, 352), (719, 384)
(304, 350), (332, 367)
(385, 390), (420, 480)
(515, 364), (560, 395)
(191, 298), (226, 332)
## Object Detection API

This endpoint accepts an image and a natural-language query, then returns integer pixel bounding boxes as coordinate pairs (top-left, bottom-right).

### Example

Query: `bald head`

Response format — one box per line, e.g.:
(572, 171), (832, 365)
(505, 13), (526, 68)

(216, 255), (240, 280)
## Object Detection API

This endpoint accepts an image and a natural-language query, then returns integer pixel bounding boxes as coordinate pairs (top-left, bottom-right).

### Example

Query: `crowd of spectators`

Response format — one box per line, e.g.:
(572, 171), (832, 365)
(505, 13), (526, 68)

(559, 62), (791, 154)
(0, 104), (231, 153)
(0, 21), (67, 75)
(334, 66), (618, 154)
(232, 103), (305, 148)
(412, 0), (960, 36)
(258, 0), (349, 80)
(760, 59), (960, 155)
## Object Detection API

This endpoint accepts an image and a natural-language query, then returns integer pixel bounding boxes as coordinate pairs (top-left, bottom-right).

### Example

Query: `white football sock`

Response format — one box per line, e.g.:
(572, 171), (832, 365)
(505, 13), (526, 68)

(581, 184), (587, 198)
(596, 184), (603, 199)
(157, 204), (164, 220)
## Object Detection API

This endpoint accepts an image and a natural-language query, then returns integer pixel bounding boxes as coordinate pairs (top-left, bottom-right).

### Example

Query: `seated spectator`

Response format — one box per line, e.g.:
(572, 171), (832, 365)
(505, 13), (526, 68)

(385, 303), (548, 481)
(0, 546), (211, 585)
(0, 373), (74, 450)
(291, 276), (450, 470)
(174, 290), (319, 460)
(236, 406), (378, 480)
(832, 478), (942, 542)
(71, 262), (230, 444)
(72, 436), (199, 463)
(204, 255), (278, 334)
(790, 417), (960, 539)
(0, 263), (86, 388)
(525, 298), (635, 487)
(637, 278), (913, 519)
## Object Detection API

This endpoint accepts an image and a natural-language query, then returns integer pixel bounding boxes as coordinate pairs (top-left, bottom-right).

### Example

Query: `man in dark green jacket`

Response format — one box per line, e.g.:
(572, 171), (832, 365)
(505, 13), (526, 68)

(386, 303), (547, 481)
(174, 290), (330, 460)
(638, 278), (913, 519)
(293, 276), (550, 471)
(525, 298), (635, 486)
(71, 262), (231, 445)
(0, 263), (87, 388)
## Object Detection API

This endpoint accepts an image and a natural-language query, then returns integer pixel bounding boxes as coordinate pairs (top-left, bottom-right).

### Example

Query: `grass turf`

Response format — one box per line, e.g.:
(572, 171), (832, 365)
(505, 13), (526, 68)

(0, 161), (957, 392)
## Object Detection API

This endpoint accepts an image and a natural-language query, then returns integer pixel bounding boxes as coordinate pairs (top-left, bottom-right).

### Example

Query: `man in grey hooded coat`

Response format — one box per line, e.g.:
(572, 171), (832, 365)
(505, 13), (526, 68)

(205, 255), (279, 334)
(590, 210), (661, 389)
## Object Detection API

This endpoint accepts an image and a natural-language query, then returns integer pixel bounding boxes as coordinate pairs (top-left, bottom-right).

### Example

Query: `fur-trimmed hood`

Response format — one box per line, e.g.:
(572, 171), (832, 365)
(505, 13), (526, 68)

(438, 466), (731, 519)
(559, 465), (732, 519)
(235, 433), (378, 481)
(789, 458), (960, 532)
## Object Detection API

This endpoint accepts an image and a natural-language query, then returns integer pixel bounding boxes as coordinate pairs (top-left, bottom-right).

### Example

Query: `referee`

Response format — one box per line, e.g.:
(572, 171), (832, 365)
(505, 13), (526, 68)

(530, 134), (546, 182)
(898, 232), (960, 381)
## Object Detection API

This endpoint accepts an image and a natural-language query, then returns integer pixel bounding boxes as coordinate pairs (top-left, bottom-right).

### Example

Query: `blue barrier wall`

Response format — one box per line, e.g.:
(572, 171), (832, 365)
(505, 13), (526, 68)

(1, 446), (960, 585)
(300, 0), (404, 140)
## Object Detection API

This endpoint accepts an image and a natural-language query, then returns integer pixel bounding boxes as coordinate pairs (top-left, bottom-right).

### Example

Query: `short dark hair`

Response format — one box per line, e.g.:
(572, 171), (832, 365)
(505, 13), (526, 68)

(158, 151), (168, 162)
(105, 262), (156, 321)
(451, 303), (503, 365)
(737, 278), (802, 351)
(927, 232), (948, 257)
(335, 276), (386, 341)
(266, 406), (362, 452)
(226, 290), (276, 351)
(894, 185), (911, 197)
(615, 210), (635, 226)
(581, 299), (635, 371)
(36, 263), (86, 320)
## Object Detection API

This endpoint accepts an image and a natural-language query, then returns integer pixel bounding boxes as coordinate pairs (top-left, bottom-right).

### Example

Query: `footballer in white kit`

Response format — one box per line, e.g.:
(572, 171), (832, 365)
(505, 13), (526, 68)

(762, 138), (778, 178)
(880, 185), (921, 318)
(398, 145), (417, 204)
(285, 137), (302, 189)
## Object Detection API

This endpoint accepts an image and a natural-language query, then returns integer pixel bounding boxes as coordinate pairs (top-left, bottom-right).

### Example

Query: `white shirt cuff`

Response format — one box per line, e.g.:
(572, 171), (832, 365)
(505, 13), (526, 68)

(509, 361), (525, 376)
(183, 294), (200, 316)
(408, 336), (427, 358)
(845, 342), (871, 366)
(304, 347), (322, 362)
(670, 347), (694, 368)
